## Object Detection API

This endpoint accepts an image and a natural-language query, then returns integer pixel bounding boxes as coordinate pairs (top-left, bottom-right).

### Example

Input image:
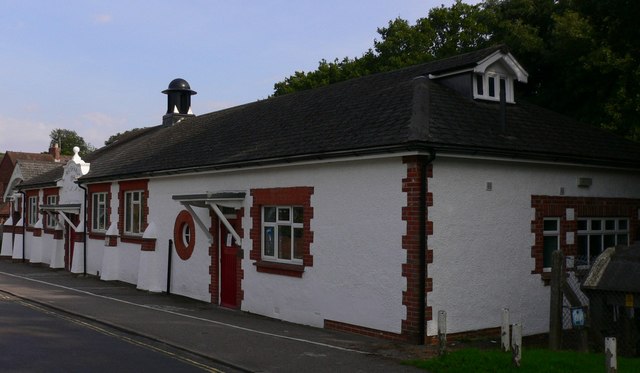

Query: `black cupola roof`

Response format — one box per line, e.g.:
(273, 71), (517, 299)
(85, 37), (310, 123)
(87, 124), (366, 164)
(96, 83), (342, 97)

(162, 78), (196, 125)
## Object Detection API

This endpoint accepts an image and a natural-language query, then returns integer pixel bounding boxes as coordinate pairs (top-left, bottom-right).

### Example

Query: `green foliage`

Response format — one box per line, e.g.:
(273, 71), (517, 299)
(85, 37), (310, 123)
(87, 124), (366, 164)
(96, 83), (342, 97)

(404, 348), (640, 373)
(104, 128), (142, 146)
(272, 0), (640, 141)
(48, 128), (95, 156)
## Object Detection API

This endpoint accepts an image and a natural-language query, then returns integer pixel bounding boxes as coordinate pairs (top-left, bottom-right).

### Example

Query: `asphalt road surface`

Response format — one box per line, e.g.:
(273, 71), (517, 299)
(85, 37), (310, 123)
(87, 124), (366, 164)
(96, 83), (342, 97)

(0, 292), (240, 373)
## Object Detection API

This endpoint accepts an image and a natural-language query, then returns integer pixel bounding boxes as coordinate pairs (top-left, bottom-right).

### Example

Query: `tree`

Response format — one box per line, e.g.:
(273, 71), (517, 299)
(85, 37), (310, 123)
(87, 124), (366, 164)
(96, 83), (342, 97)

(104, 128), (144, 146)
(49, 128), (94, 156)
(272, 0), (640, 141)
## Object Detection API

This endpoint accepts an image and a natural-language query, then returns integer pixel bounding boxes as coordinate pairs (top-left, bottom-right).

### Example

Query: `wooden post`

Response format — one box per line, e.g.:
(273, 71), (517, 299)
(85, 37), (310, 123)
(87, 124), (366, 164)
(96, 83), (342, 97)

(438, 310), (447, 356)
(549, 250), (564, 350)
(605, 337), (617, 373)
(512, 323), (522, 368)
(501, 308), (510, 352)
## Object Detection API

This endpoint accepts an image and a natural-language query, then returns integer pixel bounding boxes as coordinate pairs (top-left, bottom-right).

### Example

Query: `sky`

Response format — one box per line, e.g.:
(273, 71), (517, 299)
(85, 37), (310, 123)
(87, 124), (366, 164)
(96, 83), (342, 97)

(0, 0), (470, 153)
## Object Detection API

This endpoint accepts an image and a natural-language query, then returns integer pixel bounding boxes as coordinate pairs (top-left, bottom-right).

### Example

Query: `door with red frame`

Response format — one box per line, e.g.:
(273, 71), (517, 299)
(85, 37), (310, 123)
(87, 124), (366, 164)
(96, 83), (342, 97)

(64, 213), (78, 271)
(220, 219), (239, 308)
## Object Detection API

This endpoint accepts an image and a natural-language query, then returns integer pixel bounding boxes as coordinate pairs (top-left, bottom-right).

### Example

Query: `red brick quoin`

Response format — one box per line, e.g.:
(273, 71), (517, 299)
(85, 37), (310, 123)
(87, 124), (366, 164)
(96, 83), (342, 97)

(324, 157), (434, 344)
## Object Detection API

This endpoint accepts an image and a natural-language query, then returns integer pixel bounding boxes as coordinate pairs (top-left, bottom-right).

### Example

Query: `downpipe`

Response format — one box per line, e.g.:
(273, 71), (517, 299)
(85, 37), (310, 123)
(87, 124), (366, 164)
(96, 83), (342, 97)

(167, 239), (173, 295)
(78, 183), (88, 277)
(20, 191), (26, 263)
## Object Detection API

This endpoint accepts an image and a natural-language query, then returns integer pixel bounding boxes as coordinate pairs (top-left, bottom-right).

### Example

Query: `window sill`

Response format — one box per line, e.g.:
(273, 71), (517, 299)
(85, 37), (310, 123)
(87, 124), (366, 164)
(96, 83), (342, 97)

(89, 232), (106, 240)
(120, 235), (145, 244)
(254, 260), (304, 278)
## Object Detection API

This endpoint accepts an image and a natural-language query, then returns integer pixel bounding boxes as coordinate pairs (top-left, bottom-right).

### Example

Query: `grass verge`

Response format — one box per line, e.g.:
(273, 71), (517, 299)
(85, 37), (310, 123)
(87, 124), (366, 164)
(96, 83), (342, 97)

(404, 348), (640, 372)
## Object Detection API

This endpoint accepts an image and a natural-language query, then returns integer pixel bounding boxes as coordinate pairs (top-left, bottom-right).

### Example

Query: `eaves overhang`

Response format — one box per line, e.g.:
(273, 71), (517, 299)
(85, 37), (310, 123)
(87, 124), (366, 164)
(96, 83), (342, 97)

(77, 143), (436, 184)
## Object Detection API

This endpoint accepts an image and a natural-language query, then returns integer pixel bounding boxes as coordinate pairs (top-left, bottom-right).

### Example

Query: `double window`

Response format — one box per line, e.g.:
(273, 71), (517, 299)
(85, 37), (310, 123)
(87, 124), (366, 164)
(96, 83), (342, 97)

(45, 195), (58, 229)
(27, 196), (39, 226)
(124, 190), (144, 235)
(262, 206), (304, 263)
(91, 192), (108, 232)
(577, 218), (629, 266)
(542, 218), (560, 271)
(474, 73), (513, 102)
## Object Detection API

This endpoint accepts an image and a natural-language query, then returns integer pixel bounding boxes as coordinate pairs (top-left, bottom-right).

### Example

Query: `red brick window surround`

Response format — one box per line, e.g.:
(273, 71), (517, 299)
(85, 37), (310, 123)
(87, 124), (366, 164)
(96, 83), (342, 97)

(118, 180), (149, 244)
(531, 196), (640, 276)
(88, 183), (111, 240)
(25, 190), (39, 231)
(42, 187), (59, 234)
(173, 210), (196, 260)
(250, 187), (314, 277)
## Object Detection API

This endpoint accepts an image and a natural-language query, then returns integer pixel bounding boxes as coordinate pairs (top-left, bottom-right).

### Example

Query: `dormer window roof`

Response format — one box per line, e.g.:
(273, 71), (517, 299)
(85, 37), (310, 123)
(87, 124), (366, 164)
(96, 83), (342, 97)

(472, 51), (528, 103)
(428, 46), (529, 104)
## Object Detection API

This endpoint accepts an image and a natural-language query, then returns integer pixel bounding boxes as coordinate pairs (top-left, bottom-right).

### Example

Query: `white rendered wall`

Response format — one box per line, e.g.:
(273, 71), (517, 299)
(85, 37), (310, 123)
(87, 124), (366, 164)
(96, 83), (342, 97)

(147, 157), (408, 333)
(427, 156), (640, 336)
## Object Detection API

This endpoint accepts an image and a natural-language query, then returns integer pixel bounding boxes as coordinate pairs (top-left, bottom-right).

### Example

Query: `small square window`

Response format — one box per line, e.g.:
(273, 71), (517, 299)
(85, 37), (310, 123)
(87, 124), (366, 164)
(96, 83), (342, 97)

(591, 219), (602, 231)
(618, 219), (628, 230)
(264, 207), (276, 222)
(543, 219), (558, 232)
(577, 219), (588, 231)
(605, 219), (615, 230)
(278, 208), (290, 222)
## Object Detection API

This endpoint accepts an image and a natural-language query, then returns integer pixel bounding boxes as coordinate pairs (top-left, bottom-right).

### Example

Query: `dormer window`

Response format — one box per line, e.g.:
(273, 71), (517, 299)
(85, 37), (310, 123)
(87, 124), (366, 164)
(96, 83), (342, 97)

(474, 72), (513, 103)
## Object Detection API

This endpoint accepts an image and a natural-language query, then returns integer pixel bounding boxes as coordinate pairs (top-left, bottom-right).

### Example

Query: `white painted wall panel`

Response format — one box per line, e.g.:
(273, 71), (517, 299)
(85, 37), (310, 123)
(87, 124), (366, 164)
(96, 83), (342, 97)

(427, 157), (640, 336)
(147, 158), (408, 333)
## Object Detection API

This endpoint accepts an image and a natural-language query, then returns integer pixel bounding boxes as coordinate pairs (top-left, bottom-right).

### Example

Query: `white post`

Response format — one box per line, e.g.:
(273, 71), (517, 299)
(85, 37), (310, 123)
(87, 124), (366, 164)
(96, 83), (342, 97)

(501, 308), (510, 352)
(605, 337), (617, 373)
(511, 323), (522, 368)
(438, 310), (447, 356)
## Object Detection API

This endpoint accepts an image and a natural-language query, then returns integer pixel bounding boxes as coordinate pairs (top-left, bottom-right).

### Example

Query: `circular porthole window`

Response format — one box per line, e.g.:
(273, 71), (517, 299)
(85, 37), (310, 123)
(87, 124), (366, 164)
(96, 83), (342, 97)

(173, 210), (196, 260)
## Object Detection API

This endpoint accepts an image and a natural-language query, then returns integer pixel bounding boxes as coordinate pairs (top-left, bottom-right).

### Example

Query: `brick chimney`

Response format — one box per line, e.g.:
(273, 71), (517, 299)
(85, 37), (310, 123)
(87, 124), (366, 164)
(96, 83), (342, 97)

(49, 143), (61, 162)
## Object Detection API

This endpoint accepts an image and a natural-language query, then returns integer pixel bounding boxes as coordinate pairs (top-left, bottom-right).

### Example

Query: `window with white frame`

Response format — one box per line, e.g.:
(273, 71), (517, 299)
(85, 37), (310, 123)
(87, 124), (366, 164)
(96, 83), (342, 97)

(474, 72), (513, 103)
(92, 192), (108, 232)
(28, 196), (38, 226)
(124, 190), (144, 235)
(543, 218), (560, 271)
(262, 206), (304, 263)
(577, 218), (629, 267)
(45, 195), (58, 229)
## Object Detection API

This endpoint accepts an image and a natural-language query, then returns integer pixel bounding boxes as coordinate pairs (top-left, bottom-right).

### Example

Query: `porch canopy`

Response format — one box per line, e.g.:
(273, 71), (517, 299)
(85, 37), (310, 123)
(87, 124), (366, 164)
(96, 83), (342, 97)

(172, 192), (245, 245)
(40, 203), (81, 230)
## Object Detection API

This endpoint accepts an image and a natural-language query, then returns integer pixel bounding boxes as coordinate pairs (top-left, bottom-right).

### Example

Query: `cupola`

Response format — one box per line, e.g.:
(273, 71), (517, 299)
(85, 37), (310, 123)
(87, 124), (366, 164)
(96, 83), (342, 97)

(162, 78), (197, 126)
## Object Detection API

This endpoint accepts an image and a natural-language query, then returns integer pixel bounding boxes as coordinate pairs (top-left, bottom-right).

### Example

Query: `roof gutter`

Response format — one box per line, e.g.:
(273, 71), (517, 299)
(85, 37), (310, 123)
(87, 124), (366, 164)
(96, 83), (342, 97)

(78, 140), (639, 184)
(78, 143), (436, 183)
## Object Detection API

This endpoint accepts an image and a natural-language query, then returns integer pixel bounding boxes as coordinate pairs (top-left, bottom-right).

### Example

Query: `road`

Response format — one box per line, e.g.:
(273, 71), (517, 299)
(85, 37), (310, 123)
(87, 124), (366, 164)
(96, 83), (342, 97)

(0, 292), (239, 373)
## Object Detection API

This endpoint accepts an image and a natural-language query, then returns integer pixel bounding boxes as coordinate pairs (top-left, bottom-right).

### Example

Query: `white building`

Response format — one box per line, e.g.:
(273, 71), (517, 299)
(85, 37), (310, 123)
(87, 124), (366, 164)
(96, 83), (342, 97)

(4, 46), (640, 344)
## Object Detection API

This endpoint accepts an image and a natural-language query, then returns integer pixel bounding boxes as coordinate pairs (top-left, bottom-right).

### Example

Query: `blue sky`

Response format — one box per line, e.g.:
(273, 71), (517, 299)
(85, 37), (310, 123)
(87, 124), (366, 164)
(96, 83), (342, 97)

(0, 0), (470, 153)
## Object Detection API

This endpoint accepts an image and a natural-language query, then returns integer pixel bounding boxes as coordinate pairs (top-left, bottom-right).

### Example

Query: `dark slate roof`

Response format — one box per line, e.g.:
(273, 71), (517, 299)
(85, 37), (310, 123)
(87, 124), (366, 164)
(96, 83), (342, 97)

(16, 160), (62, 182)
(582, 242), (640, 293)
(18, 163), (64, 189)
(65, 45), (640, 183)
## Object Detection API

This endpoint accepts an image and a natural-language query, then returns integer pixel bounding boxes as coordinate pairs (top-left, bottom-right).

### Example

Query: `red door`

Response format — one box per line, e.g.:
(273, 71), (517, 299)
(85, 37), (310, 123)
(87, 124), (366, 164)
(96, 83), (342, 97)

(64, 214), (78, 271)
(220, 220), (238, 308)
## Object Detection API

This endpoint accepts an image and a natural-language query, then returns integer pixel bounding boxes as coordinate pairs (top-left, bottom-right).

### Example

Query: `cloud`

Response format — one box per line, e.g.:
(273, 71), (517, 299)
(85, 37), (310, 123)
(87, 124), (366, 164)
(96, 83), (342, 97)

(93, 14), (112, 24)
(78, 112), (128, 148)
(0, 116), (52, 153)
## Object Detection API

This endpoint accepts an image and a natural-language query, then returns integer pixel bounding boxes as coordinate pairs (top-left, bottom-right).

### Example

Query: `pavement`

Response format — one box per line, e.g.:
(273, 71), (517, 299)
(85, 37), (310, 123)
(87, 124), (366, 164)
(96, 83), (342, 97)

(0, 259), (428, 372)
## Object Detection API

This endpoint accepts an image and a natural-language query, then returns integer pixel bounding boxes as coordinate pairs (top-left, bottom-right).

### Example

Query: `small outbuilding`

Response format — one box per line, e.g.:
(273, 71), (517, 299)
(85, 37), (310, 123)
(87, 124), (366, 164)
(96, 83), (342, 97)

(582, 242), (640, 355)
